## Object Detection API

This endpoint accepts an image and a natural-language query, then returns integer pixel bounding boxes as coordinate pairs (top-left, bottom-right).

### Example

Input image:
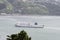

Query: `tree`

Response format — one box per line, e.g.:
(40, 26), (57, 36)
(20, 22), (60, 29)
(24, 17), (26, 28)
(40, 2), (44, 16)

(7, 30), (31, 40)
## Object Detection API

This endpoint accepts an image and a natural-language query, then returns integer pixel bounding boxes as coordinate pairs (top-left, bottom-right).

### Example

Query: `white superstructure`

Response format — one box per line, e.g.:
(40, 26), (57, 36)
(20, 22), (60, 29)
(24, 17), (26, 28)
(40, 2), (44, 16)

(15, 21), (44, 28)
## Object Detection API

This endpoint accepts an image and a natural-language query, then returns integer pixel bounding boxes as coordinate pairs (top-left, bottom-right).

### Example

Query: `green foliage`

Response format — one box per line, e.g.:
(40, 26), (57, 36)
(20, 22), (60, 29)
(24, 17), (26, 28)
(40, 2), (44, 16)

(0, 0), (5, 3)
(0, 0), (13, 13)
(7, 30), (31, 40)
(5, 0), (13, 13)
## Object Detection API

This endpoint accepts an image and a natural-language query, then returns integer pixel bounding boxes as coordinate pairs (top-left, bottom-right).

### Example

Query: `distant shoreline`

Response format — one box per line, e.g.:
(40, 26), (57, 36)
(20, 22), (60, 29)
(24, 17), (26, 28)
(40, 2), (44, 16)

(0, 15), (60, 18)
(0, 13), (60, 16)
(0, 14), (60, 16)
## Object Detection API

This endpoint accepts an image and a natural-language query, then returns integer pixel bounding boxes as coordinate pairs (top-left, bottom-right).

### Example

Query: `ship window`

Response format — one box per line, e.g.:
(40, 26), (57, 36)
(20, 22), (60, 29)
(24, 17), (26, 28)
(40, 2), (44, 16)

(35, 22), (38, 25)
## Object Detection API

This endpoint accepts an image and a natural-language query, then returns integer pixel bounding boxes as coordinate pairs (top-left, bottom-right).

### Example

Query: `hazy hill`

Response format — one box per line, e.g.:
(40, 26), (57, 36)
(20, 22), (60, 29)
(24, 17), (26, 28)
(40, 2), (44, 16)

(1, 0), (60, 16)
(0, 0), (13, 14)
(33, 0), (60, 16)
(40, 2), (60, 16)
(7, 0), (49, 15)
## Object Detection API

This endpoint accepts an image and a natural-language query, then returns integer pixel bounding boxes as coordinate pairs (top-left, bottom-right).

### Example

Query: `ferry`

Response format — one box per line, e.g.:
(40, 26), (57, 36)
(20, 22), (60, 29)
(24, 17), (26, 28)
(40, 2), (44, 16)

(15, 22), (44, 28)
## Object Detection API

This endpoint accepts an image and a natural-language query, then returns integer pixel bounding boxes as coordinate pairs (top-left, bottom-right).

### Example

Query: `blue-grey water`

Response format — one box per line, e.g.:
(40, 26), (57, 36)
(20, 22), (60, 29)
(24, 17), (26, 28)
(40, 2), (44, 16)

(0, 16), (60, 40)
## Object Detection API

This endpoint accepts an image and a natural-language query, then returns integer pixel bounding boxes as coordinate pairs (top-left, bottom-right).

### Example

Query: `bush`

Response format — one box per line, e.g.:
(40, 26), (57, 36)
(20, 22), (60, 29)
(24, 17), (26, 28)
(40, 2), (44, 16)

(7, 30), (31, 40)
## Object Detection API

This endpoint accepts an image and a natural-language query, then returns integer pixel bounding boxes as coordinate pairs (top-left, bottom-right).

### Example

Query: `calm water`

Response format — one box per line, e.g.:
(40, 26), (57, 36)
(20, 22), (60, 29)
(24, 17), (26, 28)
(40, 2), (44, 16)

(0, 16), (60, 40)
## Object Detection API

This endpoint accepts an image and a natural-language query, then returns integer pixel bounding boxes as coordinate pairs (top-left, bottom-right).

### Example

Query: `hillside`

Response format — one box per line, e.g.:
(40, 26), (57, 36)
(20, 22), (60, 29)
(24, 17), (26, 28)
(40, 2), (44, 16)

(32, 0), (60, 16)
(6, 0), (49, 15)
(40, 2), (60, 16)
(1, 0), (60, 16)
(0, 0), (13, 14)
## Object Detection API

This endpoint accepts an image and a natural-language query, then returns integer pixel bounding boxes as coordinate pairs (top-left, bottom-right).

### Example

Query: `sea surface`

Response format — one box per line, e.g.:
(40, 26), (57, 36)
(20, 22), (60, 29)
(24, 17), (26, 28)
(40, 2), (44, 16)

(0, 16), (60, 40)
